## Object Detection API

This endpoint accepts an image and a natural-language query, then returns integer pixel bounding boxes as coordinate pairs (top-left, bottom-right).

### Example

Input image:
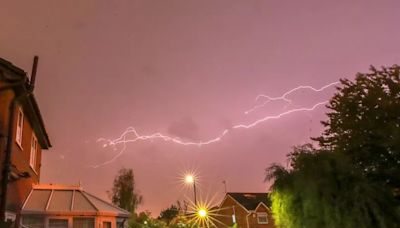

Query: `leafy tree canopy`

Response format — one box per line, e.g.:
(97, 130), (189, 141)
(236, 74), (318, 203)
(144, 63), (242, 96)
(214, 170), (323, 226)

(267, 65), (400, 228)
(266, 145), (399, 228)
(316, 65), (400, 188)
(158, 204), (179, 225)
(110, 167), (143, 213)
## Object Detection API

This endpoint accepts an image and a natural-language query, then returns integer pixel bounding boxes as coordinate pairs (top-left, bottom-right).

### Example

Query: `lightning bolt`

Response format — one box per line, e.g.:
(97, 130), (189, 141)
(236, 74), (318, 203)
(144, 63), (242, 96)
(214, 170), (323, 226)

(244, 81), (339, 114)
(97, 128), (229, 148)
(92, 82), (338, 168)
(234, 101), (327, 129)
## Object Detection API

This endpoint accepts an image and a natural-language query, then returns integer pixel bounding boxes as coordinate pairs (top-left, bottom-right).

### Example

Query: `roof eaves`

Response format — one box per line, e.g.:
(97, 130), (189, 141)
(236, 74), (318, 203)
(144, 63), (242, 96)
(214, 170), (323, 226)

(0, 58), (27, 77)
(0, 58), (51, 149)
(27, 93), (51, 148)
(222, 194), (250, 213)
(253, 202), (271, 212)
(83, 191), (130, 217)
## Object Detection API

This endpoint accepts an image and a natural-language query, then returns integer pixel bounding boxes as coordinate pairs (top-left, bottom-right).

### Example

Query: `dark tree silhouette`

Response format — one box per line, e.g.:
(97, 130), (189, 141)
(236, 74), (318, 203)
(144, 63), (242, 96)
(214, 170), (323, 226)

(266, 66), (400, 227)
(266, 146), (399, 228)
(316, 65), (400, 189)
(158, 204), (180, 225)
(110, 168), (143, 213)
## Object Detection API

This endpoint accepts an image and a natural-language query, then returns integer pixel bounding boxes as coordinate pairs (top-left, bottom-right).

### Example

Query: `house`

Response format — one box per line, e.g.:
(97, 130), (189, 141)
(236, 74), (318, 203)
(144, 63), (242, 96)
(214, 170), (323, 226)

(0, 57), (51, 226)
(0, 57), (130, 228)
(20, 184), (130, 228)
(216, 193), (275, 228)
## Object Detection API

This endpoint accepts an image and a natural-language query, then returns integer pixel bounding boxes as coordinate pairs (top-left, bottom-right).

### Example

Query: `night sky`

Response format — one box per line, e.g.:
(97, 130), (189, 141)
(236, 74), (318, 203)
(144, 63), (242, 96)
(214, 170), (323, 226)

(1, 0), (400, 215)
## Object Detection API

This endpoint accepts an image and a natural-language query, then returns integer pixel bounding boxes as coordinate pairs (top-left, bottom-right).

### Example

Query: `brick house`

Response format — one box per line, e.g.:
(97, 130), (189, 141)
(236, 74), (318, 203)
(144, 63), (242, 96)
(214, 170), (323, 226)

(0, 58), (130, 228)
(0, 57), (51, 226)
(216, 193), (275, 228)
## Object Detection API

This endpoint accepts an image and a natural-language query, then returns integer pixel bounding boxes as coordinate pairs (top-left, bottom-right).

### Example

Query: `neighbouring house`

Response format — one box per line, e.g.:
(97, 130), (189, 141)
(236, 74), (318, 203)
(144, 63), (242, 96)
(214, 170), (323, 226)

(0, 57), (130, 228)
(20, 184), (130, 228)
(216, 193), (275, 228)
(0, 57), (51, 226)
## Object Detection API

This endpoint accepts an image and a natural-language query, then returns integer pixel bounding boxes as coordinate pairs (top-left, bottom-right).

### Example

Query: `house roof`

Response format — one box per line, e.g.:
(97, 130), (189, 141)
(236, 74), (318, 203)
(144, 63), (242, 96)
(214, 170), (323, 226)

(0, 57), (51, 149)
(21, 184), (130, 218)
(226, 193), (270, 211)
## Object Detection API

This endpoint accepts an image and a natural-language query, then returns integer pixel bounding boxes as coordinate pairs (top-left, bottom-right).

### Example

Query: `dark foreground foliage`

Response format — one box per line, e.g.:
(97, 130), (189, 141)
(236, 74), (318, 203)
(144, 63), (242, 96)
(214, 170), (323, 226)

(267, 66), (400, 228)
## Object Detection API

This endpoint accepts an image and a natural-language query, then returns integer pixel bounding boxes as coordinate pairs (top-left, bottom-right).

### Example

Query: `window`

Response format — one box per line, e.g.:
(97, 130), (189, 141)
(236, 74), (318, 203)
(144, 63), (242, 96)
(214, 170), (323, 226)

(103, 221), (112, 228)
(49, 219), (69, 228)
(257, 213), (268, 224)
(73, 218), (95, 228)
(30, 134), (38, 171)
(16, 107), (24, 147)
(22, 216), (44, 228)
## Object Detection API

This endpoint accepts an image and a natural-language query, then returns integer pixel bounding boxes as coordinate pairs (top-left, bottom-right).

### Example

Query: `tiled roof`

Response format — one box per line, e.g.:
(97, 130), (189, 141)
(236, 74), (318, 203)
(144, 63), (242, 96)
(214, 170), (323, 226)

(21, 184), (130, 217)
(0, 57), (51, 148)
(227, 192), (270, 211)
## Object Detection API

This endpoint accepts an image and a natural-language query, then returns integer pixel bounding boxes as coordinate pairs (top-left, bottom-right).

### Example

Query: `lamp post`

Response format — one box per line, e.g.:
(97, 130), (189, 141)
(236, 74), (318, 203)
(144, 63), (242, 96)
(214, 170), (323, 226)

(185, 175), (197, 205)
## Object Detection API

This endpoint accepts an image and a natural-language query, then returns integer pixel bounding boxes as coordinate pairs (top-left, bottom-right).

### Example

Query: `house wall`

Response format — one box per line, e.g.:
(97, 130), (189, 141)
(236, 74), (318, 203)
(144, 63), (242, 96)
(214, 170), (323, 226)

(216, 196), (276, 228)
(216, 196), (249, 228)
(247, 205), (275, 228)
(0, 80), (13, 180)
(8, 104), (42, 211)
(0, 80), (42, 213)
(21, 215), (120, 228)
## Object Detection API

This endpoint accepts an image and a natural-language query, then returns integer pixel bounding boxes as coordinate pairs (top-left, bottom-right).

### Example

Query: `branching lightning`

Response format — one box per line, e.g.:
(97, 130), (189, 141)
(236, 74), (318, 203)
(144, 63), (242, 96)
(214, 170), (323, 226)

(244, 81), (339, 114)
(92, 82), (338, 168)
(234, 101), (328, 129)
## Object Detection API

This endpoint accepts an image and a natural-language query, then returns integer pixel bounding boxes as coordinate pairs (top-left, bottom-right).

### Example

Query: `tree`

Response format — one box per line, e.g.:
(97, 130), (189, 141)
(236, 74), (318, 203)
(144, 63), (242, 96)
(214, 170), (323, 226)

(266, 66), (400, 227)
(266, 145), (400, 228)
(158, 200), (189, 226)
(158, 204), (179, 225)
(110, 168), (143, 213)
(315, 65), (400, 189)
(130, 211), (167, 228)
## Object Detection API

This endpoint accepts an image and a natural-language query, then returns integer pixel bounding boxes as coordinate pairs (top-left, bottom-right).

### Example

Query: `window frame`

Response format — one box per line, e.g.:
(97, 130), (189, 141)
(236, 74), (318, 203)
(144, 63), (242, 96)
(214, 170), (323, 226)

(103, 221), (112, 228)
(47, 217), (70, 228)
(257, 212), (268, 224)
(15, 107), (24, 148)
(30, 133), (38, 172)
(73, 217), (95, 228)
(21, 215), (45, 228)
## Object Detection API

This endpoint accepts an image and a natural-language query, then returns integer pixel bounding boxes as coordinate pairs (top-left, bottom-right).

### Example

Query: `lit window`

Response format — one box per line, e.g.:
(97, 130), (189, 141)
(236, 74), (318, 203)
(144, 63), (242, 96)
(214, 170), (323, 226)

(257, 213), (268, 224)
(30, 134), (38, 171)
(16, 107), (24, 147)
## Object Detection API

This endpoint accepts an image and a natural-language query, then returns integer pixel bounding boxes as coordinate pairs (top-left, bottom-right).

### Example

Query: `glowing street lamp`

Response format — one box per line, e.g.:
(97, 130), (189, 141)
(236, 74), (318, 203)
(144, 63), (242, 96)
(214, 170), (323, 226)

(197, 208), (208, 218)
(185, 174), (197, 205)
(185, 175), (194, 184)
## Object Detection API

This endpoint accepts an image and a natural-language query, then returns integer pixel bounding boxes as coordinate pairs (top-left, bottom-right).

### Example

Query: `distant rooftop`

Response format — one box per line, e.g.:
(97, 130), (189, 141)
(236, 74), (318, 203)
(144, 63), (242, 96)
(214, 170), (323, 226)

(226, 192), (270, 211)
(21, 184), (130, 217)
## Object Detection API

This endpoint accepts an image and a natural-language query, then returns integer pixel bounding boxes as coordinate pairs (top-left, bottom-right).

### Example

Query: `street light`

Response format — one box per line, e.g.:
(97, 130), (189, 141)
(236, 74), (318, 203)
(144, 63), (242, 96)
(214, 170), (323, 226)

(197, 208), (207, 218)
(185, 174), (197, 205)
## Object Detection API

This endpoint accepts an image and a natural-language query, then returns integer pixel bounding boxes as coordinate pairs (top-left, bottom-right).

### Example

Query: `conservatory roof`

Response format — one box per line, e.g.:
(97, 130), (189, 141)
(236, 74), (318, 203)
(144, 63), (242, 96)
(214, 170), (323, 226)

(21, 184), (130, 217)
